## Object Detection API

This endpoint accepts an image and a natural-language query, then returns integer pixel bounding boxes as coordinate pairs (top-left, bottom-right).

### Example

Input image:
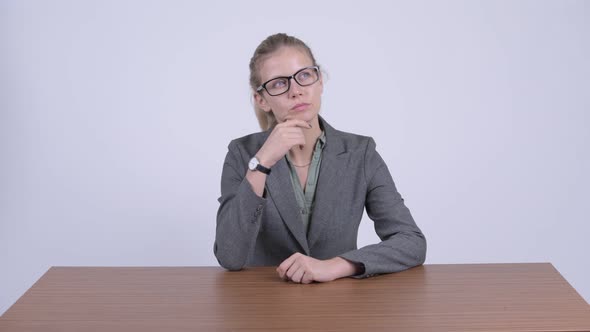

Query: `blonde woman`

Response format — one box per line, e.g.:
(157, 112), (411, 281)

(215, 33), (426, 284)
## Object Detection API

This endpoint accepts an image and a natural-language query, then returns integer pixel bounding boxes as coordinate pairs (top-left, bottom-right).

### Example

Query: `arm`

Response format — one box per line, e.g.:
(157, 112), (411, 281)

(276, 254), (362, 284)
(214, 141), (266, 270)
(214, 120), (312, 270)
(339, 137), (427, 278)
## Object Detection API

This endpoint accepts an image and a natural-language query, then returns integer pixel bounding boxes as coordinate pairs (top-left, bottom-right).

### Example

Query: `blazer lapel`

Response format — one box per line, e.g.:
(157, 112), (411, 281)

(307, 119), (348, 249)
(265, 158), (310, 254)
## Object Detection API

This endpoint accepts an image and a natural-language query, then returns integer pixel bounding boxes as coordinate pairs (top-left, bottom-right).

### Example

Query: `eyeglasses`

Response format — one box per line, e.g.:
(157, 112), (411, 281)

(256, 66), (320, 96)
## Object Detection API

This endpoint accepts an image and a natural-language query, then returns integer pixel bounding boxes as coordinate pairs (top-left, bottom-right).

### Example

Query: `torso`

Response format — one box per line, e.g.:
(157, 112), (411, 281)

(295, 166), (309, 192)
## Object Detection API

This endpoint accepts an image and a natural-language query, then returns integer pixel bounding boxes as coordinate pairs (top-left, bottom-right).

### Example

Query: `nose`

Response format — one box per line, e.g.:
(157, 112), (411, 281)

(288, 77), (302, 98)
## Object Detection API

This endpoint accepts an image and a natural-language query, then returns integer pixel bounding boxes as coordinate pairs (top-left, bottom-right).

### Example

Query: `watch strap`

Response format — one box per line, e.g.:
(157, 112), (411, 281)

(255, 163), (271, 175)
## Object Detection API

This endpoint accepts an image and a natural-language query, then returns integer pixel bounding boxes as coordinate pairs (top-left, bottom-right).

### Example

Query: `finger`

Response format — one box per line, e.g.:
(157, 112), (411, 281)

(283, 138), (306, 151)
(290, 267), (305, 284)
(276, 267), (289, 281)
(279, 130), (305, 140)
(285, 261), (300, 280)
(281, 131), (305, 141)
(301, 271), (313, 284)
(277, 253), (299, 279)
(287, 137), (306, 147)
(276, 126), (304, 135)
(282, 119), (313, 129)
(276, 131), (304, 143)
(283, 116), (313, 130)
(276, 263), (289, 280)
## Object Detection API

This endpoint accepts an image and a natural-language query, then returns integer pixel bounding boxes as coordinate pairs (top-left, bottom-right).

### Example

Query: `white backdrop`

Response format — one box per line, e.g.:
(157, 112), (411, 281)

(1, 0), (588, 315)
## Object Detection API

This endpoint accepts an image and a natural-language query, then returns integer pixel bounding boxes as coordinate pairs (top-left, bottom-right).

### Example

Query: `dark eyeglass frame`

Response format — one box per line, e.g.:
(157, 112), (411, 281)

(256, 66), (320, 96)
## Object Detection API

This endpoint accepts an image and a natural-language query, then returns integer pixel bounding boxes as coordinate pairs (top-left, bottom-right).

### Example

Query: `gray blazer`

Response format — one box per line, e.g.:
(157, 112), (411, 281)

(215, 117), (426, 278)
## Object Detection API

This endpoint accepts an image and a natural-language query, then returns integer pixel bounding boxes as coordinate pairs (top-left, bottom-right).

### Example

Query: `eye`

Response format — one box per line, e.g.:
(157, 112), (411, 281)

(269, 78), (287, 89)
(296, 69), (315, 82)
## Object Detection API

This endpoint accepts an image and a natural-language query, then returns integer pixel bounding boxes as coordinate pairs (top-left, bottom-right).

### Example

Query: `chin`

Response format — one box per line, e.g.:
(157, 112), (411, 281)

(282, 111), (316, 123)
(298, 110), (319, 121)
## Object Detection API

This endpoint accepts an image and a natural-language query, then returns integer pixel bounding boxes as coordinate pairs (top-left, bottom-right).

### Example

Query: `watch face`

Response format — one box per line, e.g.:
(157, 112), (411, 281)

(248, 157), (258, 171)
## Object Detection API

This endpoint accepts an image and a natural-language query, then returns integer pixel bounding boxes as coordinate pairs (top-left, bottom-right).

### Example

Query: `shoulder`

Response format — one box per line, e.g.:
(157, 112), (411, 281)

(224, 131), (270, 163)
(227, 131), (269, 151)
(323, 119), (376, 154)
(334, 128), (374, 147)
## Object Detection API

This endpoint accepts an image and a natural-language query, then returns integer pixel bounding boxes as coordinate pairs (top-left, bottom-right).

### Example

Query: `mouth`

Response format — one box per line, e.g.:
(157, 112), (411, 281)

(291, 103), (310, 111)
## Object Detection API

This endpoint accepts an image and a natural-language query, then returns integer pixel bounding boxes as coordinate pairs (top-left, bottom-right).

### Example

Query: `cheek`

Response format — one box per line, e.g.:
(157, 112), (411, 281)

(312, 88), (323, 103)
(269, 99), (289, 113)
(255, 95), (268, 110)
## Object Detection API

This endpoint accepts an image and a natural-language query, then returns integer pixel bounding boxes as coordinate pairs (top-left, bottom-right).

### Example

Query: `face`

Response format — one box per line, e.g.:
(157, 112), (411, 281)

(254, 46), (323, 125)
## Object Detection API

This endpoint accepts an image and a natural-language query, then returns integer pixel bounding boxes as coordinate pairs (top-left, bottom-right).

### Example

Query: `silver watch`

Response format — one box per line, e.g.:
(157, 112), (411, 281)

(248, 157), (271, 174)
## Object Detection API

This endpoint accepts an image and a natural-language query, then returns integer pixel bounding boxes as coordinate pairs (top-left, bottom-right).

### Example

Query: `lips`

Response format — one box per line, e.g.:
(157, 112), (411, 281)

(291, 103), (310, 111)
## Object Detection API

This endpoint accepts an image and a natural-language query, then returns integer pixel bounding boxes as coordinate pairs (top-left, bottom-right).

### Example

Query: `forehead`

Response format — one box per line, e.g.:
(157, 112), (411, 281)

(258, 47), (313, 81)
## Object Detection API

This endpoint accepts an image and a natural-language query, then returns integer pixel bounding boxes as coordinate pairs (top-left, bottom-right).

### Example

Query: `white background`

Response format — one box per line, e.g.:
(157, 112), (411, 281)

(1, 0), (588, 315)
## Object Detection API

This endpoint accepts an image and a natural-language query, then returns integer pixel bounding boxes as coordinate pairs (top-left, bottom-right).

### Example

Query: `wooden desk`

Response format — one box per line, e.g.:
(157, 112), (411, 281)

(1, 263), (589, 331)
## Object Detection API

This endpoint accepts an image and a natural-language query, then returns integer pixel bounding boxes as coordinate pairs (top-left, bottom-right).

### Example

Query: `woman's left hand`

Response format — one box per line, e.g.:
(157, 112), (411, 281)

(276, 253), (358, 284)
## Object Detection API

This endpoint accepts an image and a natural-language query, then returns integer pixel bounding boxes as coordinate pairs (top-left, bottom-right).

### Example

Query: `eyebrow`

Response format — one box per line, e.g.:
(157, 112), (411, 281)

(263, 66), (314, 81)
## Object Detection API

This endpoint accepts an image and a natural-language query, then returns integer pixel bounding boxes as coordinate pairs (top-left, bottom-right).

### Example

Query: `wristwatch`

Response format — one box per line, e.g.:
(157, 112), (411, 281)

(248, 156), (271, 175)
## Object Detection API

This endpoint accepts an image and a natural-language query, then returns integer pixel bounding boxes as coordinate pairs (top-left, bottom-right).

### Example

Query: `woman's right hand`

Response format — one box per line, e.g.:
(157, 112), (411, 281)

(256, 119), (312, 168)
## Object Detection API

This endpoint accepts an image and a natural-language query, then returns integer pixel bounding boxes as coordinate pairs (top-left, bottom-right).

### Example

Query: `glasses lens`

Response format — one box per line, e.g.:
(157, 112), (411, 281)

(262, 67), (319, 96)
(265, 77), (289, 96)
(295, 67), (319, 86)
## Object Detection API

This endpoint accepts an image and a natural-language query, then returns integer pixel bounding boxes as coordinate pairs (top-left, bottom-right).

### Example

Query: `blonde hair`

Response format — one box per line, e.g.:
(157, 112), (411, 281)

(249, 33), (318, 131)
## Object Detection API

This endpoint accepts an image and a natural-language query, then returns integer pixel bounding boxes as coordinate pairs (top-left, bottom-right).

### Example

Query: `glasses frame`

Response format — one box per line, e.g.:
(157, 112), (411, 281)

(256, 66), (320, 96)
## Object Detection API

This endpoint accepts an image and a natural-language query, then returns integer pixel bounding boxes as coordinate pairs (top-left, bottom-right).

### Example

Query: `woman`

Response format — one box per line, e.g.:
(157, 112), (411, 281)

(215, 33), (426, 284)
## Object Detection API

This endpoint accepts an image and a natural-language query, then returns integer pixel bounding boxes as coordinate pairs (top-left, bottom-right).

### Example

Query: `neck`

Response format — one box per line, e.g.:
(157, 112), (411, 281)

(288, 116), (322, 165)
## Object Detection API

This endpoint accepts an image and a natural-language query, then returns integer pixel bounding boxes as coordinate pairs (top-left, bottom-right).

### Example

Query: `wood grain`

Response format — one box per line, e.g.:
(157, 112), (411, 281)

(1, 263), (589, 331)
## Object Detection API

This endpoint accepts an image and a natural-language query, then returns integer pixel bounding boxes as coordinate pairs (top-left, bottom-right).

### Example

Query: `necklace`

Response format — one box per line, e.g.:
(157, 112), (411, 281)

(287, 155), (312, 167)
(291, 161), (311, 168)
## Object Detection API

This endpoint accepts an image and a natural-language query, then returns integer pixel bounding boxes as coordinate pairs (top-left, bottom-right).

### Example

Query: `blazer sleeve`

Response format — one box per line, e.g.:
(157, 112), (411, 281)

(339, 137), (427, 278)
(214, 140), (266, 270)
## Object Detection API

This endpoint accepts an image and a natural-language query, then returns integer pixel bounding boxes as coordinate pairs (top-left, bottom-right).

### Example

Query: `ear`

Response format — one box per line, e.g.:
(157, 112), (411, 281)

(253, 92), (272, 113)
